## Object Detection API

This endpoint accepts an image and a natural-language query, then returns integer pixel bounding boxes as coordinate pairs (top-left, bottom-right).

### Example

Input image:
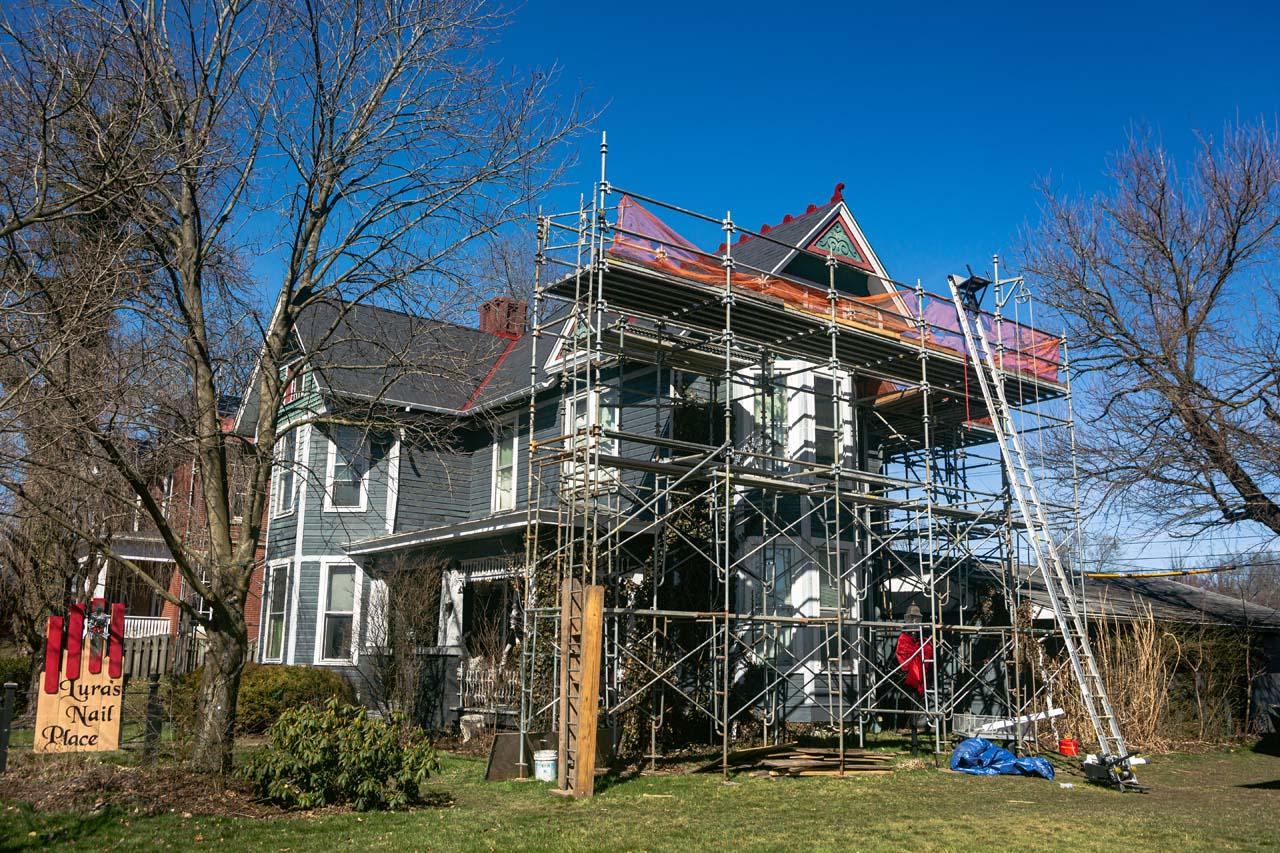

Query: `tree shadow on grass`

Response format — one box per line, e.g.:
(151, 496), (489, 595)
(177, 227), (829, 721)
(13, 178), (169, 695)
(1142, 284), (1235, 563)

(1236, 779), (1280, 790)
(591, 766), (646, 795)
(3, 803), (122, 851)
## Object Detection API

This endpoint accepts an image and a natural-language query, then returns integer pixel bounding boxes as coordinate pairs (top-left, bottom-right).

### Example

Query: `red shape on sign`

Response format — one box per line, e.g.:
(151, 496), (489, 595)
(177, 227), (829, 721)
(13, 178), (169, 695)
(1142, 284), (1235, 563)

(44, 616), (63, 694)
(108, 603), (125, 678)
(66, 603), (85, 681)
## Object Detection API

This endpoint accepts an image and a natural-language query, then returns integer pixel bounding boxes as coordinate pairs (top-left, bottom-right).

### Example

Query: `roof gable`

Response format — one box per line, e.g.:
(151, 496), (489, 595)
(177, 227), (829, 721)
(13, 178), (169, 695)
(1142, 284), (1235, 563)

(723, 184), (891, 297)
(728, 201), (837, 274)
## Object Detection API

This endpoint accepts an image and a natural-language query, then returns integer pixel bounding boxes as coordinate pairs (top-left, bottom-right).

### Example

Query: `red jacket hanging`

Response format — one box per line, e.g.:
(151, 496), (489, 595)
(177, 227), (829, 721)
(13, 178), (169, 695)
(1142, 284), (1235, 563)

(895, 632), (934, 696)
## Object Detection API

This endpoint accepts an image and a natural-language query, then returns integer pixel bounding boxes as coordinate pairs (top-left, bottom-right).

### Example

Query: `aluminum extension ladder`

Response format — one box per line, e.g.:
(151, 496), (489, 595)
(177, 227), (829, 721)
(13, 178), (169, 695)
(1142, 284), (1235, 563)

(946, 275), (1142, 791)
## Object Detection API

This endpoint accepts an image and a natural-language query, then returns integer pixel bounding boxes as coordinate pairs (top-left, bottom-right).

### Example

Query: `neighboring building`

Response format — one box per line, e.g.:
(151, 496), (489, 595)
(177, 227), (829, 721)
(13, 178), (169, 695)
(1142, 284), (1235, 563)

(1024, 573), (1280, 733)
(98, 405), (267, 652)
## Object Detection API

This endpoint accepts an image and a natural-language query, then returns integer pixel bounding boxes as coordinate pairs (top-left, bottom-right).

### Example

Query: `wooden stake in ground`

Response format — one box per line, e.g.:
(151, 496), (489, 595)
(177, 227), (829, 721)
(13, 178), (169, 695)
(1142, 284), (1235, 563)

(558, 583), (605, 797)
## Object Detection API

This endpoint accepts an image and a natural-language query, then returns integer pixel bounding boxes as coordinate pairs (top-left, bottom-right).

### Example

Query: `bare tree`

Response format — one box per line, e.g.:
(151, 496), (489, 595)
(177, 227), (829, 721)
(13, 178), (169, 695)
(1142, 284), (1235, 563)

(0, 4), (171, 243)
(0, 0), (585, 772)
(1190, 553), (1280, 612)
(1022, 122), (1280, 540)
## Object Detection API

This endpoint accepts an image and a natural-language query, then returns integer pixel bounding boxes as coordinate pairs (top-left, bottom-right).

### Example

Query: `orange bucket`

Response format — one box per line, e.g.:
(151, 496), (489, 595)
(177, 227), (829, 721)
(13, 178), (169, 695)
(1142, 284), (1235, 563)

(1058, 738), (1080, 757)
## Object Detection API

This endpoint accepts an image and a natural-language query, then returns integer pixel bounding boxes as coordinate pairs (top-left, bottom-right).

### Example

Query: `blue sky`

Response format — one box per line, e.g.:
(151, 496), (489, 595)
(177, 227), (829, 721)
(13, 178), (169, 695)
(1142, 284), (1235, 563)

(499, 0), (1280, 567)
(505, 0), (1279, 286)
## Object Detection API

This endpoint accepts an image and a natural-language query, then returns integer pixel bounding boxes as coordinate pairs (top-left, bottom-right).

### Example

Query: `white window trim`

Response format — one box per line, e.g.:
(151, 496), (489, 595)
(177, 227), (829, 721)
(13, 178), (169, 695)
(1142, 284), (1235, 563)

(490, 430), (519, 513)
(272, 429), (300, 519)
(323, 427), (371, 513)
(562, 389), (620, 488)
(563, 389), (619, 451)
(286, 427), (312, 665)
(262, 558), (291, 663)
(384, 432), (401, 533)
(364, 578), (389, 653)
(747, 361), (793, 461)
(316, 557), (360, 664)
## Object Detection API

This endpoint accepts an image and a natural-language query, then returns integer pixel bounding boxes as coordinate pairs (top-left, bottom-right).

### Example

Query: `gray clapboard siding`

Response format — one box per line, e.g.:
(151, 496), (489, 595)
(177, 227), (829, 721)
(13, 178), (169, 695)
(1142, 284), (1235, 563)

(293, 559), (320, 665)
(299, 425), (395, 553)
(395, 445), (469, 530)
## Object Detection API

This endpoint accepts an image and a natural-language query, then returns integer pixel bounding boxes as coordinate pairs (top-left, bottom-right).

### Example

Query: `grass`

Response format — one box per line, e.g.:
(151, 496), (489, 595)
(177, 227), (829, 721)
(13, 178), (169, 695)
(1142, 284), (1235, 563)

(1, 746), (1277, 851)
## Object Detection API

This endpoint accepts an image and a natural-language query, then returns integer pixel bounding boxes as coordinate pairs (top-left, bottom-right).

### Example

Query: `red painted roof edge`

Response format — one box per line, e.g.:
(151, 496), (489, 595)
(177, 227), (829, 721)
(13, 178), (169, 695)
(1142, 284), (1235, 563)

(718, 182), (845, 253)
(461, 335), (521, 411)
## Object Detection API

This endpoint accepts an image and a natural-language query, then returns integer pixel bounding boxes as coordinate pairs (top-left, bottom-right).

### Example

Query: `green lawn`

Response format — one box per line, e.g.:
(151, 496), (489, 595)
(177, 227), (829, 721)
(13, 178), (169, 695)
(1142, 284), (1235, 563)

(2, 747), (1277, 851)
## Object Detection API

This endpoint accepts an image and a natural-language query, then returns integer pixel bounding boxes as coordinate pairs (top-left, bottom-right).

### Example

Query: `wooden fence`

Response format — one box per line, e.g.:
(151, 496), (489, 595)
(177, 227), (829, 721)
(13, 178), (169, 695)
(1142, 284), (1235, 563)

(120, 633), (208, 679)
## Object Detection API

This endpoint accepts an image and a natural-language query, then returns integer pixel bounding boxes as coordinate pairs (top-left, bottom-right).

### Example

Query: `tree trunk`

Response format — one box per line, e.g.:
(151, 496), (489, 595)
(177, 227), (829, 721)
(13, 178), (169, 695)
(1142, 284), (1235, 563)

(192, 617), (247, 774)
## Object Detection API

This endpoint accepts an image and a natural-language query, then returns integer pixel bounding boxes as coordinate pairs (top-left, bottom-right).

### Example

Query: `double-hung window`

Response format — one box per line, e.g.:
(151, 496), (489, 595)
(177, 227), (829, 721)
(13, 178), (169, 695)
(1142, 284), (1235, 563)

(272, 429), (298, 517)
(322, 563), (356, 661)
(180, 570), (214, 624)
(565, 390), (618, 454)
(814, 376), (838, 466)
(326, 426), (370, 511)
(264, 562), (289, 662)
(491, 432), (518, 513)
(563, 390), (618, 490)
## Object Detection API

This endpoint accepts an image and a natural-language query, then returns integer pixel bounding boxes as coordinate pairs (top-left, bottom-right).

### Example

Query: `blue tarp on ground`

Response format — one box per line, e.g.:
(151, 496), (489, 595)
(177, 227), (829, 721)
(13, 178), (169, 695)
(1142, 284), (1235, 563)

(949, 738), (1055, 780)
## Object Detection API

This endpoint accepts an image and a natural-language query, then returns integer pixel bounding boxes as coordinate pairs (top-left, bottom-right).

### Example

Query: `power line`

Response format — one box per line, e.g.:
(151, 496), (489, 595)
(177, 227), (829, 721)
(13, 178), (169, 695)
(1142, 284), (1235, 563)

(1081, 550), (1280, 563)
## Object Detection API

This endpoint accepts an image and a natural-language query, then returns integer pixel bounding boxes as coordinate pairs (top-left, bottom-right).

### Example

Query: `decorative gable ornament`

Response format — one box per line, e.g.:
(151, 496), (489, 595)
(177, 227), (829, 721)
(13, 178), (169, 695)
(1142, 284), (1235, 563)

(808, 217), (875, 273)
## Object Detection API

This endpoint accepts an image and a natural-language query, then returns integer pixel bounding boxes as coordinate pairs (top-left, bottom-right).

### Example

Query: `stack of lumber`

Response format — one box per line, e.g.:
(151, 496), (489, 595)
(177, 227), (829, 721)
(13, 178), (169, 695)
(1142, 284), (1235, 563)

(695, 743), (895, 777)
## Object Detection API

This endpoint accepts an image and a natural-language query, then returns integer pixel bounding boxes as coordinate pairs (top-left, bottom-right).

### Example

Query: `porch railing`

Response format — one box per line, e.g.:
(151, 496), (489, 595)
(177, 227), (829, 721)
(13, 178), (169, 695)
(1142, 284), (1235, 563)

(458, 663), (520, 712)
(123, 616), (173, 638)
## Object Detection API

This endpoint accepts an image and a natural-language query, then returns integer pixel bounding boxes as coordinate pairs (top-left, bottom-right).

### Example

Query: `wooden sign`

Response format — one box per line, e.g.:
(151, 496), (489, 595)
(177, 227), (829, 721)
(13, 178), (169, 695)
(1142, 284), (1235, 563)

(34, 600), (125, 753)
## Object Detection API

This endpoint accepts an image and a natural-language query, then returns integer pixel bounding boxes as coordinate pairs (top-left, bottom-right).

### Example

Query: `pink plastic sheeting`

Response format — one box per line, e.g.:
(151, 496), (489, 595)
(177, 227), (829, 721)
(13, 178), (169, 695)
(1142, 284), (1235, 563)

(895, 289), (1061, 383)
(607, 195), (1061, 384)
(611, 195), (703, 265)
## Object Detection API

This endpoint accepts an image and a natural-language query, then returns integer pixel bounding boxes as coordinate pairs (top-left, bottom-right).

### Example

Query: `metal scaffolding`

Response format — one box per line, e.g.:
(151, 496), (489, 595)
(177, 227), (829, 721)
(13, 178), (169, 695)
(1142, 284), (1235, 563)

(517, 136), (1088, 783)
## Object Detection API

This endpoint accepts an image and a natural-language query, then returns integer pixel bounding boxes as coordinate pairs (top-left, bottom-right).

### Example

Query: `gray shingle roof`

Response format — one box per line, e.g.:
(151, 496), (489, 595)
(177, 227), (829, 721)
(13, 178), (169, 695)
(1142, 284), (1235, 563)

(294, 299), (515, 412)
(1026, 573), (1280, 631)
(730, 202), (837, 274)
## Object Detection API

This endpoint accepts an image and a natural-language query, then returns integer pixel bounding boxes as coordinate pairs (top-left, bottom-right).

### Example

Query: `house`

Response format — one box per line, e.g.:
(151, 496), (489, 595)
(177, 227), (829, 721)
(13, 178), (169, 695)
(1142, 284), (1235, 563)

(243, 186), (954, 723)
(243, 177), (1280, 758)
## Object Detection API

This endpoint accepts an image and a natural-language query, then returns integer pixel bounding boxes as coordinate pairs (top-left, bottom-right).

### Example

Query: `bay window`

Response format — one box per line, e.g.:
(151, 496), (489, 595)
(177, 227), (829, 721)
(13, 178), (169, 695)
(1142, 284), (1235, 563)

(264, 562), (289, 662)
(272, 429), (298, 517)
(814, 376), (837, 466)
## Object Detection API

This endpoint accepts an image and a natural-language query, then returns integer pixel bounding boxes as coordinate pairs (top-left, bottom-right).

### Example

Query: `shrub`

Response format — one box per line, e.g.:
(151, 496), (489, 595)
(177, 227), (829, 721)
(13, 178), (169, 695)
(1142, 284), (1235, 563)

(169, 662), (355, 736)
(235, 663), (356, 734)
(0, 656), (33, 714)
(244, 699), (440, 810)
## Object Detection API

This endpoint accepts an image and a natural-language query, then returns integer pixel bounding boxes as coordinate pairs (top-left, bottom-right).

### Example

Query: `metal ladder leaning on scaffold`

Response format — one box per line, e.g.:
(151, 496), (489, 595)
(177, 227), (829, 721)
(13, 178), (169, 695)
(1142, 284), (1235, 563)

(946, 274), (1144, 791)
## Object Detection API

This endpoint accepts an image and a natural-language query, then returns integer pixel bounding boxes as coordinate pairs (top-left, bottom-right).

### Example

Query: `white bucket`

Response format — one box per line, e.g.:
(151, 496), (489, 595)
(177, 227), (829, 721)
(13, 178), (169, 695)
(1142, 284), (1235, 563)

(533, 749), (557, 782)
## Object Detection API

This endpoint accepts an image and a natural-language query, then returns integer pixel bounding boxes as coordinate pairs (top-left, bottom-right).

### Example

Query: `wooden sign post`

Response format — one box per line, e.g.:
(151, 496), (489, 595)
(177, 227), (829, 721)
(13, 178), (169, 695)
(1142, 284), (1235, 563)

(34, 600), (125, 753)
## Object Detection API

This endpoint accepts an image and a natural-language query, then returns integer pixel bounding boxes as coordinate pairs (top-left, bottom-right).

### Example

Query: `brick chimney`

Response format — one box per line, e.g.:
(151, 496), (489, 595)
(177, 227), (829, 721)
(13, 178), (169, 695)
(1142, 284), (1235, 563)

(479, 296), (527, 339)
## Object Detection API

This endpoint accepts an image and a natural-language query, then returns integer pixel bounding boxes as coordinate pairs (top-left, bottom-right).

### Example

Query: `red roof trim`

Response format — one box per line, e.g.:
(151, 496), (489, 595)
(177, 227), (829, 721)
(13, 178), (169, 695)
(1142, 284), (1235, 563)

(717, 182), (845, 253)
(461, 336), (520, 411)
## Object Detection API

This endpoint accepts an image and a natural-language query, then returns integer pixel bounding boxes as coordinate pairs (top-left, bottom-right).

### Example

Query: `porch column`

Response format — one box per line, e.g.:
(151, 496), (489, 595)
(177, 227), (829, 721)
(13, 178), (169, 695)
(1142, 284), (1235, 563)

(439, 569), (464, 649)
